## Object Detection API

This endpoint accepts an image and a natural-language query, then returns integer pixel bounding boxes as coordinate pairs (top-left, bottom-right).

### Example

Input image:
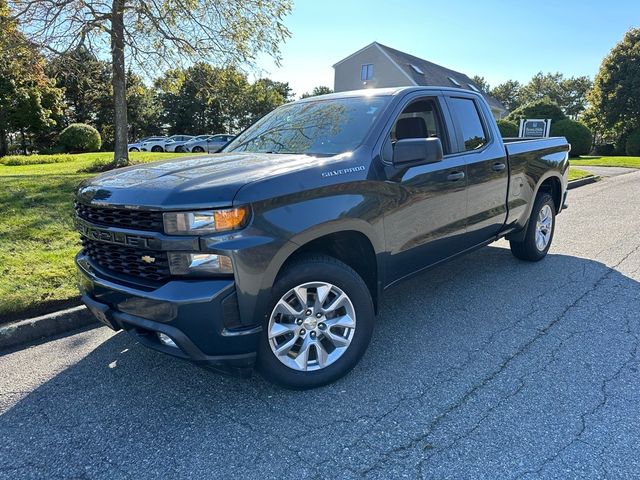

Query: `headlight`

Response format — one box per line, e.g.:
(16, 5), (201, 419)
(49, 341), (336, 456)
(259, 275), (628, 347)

(163, 206), (249, 235)
(168, 253), (233, 275)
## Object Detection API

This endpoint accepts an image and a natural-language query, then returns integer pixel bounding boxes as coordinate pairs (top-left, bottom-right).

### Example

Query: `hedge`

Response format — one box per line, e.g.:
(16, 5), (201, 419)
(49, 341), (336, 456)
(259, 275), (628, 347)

(58, 123), (102, 153)
(550, 119), (593, 157)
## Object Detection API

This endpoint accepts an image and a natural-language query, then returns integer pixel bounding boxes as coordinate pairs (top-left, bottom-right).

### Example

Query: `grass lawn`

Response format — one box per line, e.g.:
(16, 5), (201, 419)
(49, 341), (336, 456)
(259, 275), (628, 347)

(568, 167), (593, 181)
(0, 152), (192, 321)
(571, 156), (640, 168)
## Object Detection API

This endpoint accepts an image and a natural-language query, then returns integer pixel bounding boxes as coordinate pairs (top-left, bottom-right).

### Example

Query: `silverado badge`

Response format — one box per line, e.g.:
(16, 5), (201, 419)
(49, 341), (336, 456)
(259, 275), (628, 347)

(141, 255), (156, 264)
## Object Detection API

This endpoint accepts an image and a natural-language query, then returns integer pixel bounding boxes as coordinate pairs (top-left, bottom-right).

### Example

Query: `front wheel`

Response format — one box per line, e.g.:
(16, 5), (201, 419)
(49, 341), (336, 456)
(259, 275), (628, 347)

(192, 146), (204, 153)
(151, 145), (163, 152)
(510, 192), (556, 261)
(129, 147), (140, 152)
(257, 255), (374, 389)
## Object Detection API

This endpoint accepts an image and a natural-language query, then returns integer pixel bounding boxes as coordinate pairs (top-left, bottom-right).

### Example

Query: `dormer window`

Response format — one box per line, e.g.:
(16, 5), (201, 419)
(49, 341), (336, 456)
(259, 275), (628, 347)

(410, 64), (424, 75)
(468, 84), (481, 93)
(448, 76), (462, 87)
(361, 64), (374, 81)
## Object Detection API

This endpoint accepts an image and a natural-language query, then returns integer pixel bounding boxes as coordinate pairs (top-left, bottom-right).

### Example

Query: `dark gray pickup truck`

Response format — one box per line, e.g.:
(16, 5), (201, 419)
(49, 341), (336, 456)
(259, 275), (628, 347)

(75, 86), (569, 388)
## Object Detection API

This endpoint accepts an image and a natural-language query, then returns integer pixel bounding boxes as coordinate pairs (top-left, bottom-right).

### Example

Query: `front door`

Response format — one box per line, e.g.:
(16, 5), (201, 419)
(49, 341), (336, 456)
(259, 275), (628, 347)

(382, 96), (469, 283)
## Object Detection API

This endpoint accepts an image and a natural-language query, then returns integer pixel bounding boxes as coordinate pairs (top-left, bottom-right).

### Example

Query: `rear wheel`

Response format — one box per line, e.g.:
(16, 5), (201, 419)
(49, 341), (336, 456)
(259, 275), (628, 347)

(192, 146), (204, 153)
(151, 145), (163, 152)
(257, 255), (374, 389)
(510, 192), (556, 261)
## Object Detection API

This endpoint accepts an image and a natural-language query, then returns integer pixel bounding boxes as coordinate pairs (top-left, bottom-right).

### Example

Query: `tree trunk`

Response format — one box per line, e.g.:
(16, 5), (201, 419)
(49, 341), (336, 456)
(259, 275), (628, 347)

(20, 128), (27, 155)
(0, 127), (7, 157)
(111, 0), (128, 165)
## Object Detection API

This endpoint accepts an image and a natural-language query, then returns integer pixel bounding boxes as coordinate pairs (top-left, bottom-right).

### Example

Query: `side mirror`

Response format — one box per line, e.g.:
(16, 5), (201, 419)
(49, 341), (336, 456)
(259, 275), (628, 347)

(392, 137), (443, 167)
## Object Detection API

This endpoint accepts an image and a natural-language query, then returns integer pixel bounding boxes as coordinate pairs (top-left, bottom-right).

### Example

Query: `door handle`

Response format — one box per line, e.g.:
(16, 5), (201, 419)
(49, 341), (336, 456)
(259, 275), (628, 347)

(447, 171), (465, 181)
(492, 162), (506, 172)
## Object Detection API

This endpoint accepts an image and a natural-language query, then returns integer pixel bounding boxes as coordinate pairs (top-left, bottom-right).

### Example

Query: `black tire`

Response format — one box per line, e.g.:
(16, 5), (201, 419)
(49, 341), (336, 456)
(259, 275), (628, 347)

(151, 145), (163, 152)
(257, 255), (374, 389)
(129, 147), (140, 152)
(175, 146), (185, 153)
(192, 146), (204, 153)
(510, 192), (556, 262)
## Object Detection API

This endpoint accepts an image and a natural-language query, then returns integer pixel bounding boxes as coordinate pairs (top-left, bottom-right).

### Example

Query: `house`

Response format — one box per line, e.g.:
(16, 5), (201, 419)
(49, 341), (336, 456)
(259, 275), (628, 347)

(333, 42), (507, 119)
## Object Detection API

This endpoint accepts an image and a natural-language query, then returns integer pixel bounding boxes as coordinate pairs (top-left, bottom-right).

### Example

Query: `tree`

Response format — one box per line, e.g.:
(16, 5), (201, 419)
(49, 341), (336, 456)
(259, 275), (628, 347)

(586, 28), (640, 142)
(0, 0), (62, 155)
(46, 49), (112, 126)
(126, 72), (162, 142)
(157, 63), (248, 135)
(507, 99), (566, 124)
(300, 86), (333, 99)
(519, 72), (565, 105)
(156, 64), (288, 134)
(11, 0), (292, 165)
(489, 80), (522, 112)
(519, 72), (592, 118)
(471, 75), (490, 92)
(559, 76), (592, 118)
(240, 78), (290, 129)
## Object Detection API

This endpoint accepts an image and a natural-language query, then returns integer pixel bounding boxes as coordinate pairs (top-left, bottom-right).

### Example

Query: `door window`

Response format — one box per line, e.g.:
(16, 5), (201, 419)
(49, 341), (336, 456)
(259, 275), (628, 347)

(383, 98), (446, 162)
(448, 98), (488, 151)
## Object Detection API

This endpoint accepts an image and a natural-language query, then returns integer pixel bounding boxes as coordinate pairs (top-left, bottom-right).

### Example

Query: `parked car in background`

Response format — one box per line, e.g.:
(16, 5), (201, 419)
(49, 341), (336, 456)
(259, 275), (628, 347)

(128, 137), (165, 152)
(186, 134), (235, 153)
(174, 135), (212, 153)
(141, 135), (193, 152)
(164, 135), (195, 152)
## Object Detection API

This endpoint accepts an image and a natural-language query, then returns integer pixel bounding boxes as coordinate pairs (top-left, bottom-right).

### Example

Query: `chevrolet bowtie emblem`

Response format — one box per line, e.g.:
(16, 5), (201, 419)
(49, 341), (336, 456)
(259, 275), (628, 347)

(141, 255), (156, 264)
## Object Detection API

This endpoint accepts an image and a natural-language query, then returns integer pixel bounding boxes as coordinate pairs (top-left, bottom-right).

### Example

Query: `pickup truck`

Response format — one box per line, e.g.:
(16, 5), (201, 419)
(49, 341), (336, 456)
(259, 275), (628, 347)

(75, 86), (570, 389)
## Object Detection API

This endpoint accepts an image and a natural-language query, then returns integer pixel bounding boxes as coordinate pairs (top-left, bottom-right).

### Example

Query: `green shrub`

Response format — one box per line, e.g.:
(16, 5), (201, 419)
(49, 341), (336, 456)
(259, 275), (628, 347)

(58, 124), (102, 153)
(507, 99), (566, 124)
(625, 130), (640, 155)
(0, 154), (77, 166)
(496, 119), (518, 137)
(550, 119), (593, 157)
(593, 143), (616, 156)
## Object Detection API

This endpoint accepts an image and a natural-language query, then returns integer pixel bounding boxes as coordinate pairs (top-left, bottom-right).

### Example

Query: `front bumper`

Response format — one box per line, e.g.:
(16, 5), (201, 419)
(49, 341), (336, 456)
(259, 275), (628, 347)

(76, 253), (260, 376)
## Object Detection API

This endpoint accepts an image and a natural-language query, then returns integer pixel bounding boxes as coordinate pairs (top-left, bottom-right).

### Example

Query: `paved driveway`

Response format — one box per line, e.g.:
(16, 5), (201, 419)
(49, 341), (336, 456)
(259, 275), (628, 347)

(2, 172), (640, 479)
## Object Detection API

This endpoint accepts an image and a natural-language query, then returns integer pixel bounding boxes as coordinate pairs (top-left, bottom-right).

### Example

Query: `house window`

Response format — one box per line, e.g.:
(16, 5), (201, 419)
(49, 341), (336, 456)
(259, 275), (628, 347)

(410, 64), (424, 75)
(468, 84), (481, 93)
(448, 76), (462, 87)
(361, 64), (374, 81)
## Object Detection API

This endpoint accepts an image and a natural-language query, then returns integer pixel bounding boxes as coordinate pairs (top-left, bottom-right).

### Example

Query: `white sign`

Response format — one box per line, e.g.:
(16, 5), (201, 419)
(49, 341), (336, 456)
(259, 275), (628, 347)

(519, 119), (552, 138)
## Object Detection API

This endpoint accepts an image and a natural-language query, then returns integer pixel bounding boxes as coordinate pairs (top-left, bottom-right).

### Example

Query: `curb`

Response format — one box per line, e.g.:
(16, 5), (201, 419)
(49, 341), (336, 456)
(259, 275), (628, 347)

(568, 175), (600, 190)
(0, 305), (98, 351)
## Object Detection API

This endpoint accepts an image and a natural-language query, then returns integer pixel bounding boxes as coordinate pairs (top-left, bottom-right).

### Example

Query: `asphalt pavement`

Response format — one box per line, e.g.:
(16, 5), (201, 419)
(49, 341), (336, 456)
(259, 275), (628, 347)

(2, 171), (640, 479)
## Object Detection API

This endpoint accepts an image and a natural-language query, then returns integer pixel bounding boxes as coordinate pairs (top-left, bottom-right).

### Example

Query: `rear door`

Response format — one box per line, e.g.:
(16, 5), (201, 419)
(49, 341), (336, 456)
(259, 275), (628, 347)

(444, 94), (509, 246)
(381, 93), (469, 283)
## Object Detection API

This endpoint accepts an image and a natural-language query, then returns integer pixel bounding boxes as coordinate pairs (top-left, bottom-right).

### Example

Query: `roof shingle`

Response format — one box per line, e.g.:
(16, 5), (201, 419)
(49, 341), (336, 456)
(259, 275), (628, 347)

(376, 43), (506, 113)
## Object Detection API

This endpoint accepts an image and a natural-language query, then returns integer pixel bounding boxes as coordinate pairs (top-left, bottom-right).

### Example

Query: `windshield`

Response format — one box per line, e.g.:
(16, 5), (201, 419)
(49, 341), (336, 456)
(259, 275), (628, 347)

(225, 96), (389, 156)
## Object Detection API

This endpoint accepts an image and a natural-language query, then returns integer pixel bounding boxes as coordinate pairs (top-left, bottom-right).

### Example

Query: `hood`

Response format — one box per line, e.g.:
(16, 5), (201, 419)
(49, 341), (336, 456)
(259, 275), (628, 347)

(76, 152), (335, 209)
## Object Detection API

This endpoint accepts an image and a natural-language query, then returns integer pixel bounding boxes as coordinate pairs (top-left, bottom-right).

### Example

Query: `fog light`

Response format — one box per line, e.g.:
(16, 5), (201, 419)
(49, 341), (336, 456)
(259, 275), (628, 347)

(168, 252), (233, 275)
(157, 332), (178, 348)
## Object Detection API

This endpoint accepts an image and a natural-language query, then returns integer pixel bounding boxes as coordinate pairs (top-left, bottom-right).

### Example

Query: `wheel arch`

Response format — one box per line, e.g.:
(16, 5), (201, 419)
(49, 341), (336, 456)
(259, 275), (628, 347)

(266, 224), (382, 314)
(507, 172), (563, 242)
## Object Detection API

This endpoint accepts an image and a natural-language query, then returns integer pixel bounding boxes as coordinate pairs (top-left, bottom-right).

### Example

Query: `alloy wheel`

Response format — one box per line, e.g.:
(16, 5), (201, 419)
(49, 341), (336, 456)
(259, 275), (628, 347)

(268, 282), (356, 372)
(535, 204), (553, 251)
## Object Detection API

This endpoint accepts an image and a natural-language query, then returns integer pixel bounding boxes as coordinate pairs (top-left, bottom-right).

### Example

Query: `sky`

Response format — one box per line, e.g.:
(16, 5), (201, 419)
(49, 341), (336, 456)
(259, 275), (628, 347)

(254, 0), (640, 98)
